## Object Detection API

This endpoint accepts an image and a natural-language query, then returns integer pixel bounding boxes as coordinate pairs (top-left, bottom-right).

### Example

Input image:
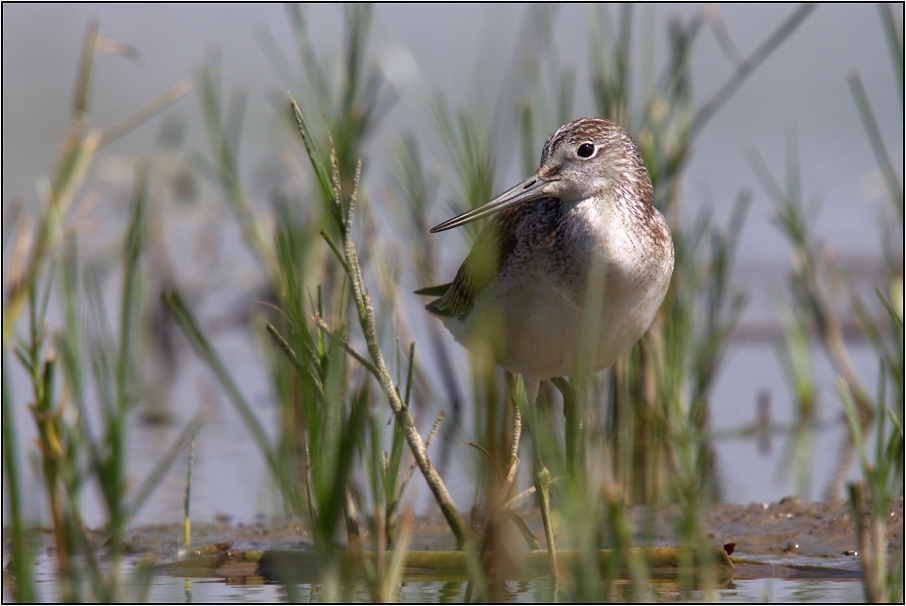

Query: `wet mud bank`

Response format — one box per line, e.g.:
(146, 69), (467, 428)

(117, 497), (904, 582)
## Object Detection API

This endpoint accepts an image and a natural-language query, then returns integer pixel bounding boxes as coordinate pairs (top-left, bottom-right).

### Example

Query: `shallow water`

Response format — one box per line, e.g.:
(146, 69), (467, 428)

(147, 578), (868, 603)
(19, 558), (868, 604)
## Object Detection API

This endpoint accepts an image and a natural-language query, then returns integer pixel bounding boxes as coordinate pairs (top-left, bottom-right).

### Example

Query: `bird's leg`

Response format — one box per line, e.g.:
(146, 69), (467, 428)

(551, 376), (584, 479)
(504, 379), (547, 551)
(520, 377), (559, 582)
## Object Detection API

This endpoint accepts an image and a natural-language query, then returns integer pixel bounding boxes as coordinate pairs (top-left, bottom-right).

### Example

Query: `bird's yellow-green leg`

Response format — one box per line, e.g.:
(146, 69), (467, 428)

(552, 376), (584, 479)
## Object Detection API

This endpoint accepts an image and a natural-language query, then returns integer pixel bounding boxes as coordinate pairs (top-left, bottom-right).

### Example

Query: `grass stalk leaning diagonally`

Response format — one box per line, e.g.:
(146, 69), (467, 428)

(289, 96), (469, 547)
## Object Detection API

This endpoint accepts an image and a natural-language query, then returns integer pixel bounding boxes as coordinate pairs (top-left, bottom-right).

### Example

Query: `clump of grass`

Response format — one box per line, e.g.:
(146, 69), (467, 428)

(2, 21), (202, 602)
(845, 7), (902, 600)
(292, 94), (467, 543)
(168, 91), (467, 597)
(841, 363), (904, 604)
(174, 8), (478, 599)
(750, 135), (903, 593)
(747, 6), (902, 599)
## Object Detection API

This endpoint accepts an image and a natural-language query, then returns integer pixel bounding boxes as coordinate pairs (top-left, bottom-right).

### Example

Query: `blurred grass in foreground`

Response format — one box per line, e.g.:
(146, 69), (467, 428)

(2, 4), (902, 603)
(2, 21), (200, 602)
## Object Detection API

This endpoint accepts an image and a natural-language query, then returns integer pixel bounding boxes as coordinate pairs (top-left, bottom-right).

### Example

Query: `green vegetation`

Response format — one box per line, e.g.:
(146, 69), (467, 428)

(2, 4), (902, 603)
(2, 22), (199, 601)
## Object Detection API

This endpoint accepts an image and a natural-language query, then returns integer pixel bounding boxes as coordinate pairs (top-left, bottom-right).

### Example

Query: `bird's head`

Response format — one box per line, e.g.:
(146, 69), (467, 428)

(430, 117), (650, 233)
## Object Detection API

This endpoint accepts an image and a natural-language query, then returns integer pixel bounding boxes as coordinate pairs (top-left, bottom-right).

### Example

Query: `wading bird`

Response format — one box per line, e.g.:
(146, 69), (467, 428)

(418, 117), (674, 572)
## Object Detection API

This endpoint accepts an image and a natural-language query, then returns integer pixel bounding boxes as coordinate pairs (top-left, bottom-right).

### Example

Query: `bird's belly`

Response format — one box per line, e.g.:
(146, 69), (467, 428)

(444, 263), (667, 381)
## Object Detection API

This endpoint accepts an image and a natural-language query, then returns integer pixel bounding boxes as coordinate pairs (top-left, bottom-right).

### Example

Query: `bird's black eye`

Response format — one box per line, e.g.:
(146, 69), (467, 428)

(577, 143), (595, 158)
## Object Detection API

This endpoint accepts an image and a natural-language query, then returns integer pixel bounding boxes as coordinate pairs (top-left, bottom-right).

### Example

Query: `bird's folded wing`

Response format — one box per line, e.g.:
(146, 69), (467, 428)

(415, 205), (529, 320)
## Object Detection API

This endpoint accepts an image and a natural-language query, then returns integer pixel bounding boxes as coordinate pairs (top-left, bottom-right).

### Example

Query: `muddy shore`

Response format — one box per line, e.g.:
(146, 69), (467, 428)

(104, 496), (903, 581)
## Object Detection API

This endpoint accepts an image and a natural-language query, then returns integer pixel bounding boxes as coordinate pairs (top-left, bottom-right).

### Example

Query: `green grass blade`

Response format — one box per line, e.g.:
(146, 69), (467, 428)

(162, 290), (280, 476)
(691, 4), (815, 139)
(117, 164), (148, 415)
(877, 3), (904, 109)
(265, 322), (325, 399)
(127, 412), (207, 519)
(102, 77), (196, 147)
(839, 378), (869, 472)
(288, 95), (341, 227)
(71, 20), (99, 117)
(2, 351), (36, 603)
(847, 72), (904, 217)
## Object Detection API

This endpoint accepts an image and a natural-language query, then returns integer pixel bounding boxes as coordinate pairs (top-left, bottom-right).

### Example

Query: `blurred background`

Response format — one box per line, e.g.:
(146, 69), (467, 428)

(3, 3), (902, 528)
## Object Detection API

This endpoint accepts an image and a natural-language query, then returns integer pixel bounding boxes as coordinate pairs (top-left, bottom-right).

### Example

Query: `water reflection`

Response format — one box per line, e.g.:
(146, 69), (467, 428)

(21, 558), (867, 604)
(167, 577), (867, 603)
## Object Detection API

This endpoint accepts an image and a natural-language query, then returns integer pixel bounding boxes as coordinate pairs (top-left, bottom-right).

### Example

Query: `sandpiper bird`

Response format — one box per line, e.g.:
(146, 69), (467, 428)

(419, 117), (674, 400)
(417, 117), (674, 567)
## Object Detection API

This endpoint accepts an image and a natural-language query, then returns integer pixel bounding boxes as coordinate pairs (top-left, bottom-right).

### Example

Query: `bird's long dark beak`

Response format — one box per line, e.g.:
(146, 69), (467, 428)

(430, 175), (550, 233)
